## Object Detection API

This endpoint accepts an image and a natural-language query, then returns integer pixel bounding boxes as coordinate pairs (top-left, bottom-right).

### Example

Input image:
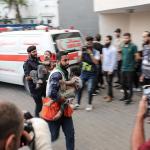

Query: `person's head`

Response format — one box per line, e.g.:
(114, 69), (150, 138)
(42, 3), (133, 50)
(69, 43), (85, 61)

(0, 102), (24, 150)
(56, 51), (69, 69)
(142, 31), (150, 45)
(27, 46), (37, 58)
(86, 36), (94, 47)
(104, 35), (112, 47)
(123, 33), (131, 44)
(114, 28), (121, 38)
(44, 50), (52, 60)
(95, 34), (101, 42)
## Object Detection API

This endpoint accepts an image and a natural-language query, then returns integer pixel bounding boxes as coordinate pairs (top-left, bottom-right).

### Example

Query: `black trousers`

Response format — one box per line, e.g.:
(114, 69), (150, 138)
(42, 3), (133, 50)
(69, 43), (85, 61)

(104, 72), (114, 97)
(117, 60), (122, 84)
(28, 81), (46, 117)
(47, 116), (75, 150)
(122, 71), (134, 99)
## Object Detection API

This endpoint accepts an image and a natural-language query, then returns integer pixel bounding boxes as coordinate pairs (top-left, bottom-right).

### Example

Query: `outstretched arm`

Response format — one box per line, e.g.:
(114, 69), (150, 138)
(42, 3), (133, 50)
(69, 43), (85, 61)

(131, 96), (147, 150)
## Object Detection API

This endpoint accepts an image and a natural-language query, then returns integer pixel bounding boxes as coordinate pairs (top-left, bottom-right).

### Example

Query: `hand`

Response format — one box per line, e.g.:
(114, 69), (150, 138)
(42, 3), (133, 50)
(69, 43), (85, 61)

(20, 131), (32, 147)
(26, 76), (32, 81)
(87, 49), (92, 55)
(139, 75), (144, 82)
(53, 110), (63, 121)
(137, 96), (147, 119)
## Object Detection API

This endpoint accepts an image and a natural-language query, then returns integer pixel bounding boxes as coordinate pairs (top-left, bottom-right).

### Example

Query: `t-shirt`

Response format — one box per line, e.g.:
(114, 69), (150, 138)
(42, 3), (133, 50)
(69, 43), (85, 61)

(93, 41), (103, 54)
(114, 37), (122, 61)
(102, 45), (117, 72)
(81, 49), (100, 74)
(138, 140), (150, 150)
(121, 43), (137, 71)
(142, 44), (150, 79)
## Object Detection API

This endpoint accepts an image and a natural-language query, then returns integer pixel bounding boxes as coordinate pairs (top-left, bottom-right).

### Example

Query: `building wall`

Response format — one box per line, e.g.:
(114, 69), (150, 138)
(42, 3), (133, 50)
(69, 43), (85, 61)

(94, 0), (150, 12)
(98, 11), (150, 49)
(130, 11), (150, 49)
(99, 13), (129, 36)
(59, 0), (99, 36)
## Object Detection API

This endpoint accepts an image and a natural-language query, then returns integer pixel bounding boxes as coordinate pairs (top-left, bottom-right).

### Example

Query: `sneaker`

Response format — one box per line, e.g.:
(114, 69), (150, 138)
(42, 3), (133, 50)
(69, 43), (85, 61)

(92, 90), (99, 96)
(120, 89), (129, 93)
(125, 99), (132, 105)
(119, 97), (128, 101)
(120, 89), (124, 93)
(85, 105), (93, 111)
(133, 88), (142, 92)
(136, 88), (142, 92)
(73, 104), (80, 110)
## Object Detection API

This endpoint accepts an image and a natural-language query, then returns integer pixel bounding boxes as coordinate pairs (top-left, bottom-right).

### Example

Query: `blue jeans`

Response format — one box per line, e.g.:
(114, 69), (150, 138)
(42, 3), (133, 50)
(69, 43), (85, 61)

(47, 116), (75, 150)
(77, 72), (95, 105)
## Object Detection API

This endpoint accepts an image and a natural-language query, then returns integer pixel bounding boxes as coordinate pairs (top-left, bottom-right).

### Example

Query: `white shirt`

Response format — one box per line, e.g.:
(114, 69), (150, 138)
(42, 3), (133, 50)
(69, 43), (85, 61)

(30, 118), (53, 150)
(102, 45), (117, 72)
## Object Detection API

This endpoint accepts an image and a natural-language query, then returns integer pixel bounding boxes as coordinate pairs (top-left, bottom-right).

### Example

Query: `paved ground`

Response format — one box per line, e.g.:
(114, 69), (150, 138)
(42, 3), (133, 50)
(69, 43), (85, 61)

(0, 82), (150, 150)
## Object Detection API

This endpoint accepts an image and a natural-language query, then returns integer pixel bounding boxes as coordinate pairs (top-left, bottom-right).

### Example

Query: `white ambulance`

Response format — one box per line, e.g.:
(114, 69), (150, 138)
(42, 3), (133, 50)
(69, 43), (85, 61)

(0, 29), (83, 91)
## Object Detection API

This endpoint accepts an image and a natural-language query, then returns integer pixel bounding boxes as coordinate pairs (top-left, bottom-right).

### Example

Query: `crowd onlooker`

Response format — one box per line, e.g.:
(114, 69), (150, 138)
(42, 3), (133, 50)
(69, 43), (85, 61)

(102, 35), (117, 102)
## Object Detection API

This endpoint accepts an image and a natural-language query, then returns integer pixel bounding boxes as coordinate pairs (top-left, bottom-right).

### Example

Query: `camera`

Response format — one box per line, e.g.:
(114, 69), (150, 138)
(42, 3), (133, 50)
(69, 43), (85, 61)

(143, 85), (150, 116)
(20, 111), (35, 146)
(82, 45), (92, 52)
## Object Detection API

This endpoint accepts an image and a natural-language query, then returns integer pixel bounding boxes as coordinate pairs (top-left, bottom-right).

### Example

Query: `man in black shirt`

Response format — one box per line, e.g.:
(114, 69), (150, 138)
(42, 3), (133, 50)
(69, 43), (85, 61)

(93, 34), (104, 94)
(23, 46), (46, 117)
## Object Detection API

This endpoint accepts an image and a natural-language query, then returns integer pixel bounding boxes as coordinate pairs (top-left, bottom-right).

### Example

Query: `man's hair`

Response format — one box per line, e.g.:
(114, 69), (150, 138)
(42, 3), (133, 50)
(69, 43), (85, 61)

(27, 46), (36, 53)
(114, 28), (121, 33)
(106, 35), (112, 41)
(123, 33), (131, 37)
(0, 102), (23, 140)
(86, 36), (94, 41)
(95, 34), (101, 41)
(144, 31), (150, 37)
(56, 51), (68, 61)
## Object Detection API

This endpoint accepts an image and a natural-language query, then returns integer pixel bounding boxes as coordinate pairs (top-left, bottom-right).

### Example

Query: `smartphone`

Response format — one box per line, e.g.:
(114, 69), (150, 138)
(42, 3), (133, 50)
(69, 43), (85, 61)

(143, 85), (150, 116)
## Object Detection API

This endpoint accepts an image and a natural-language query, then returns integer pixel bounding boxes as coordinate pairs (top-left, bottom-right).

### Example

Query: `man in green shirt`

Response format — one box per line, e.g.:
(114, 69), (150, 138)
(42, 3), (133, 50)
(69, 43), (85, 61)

(120, 33), (138, 105)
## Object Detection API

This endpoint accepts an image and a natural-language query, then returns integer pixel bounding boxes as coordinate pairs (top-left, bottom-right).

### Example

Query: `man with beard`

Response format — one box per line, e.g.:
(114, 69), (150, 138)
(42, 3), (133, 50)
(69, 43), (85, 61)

(120, 33), (138, 105)
(140, 31), (150, 85)
(75, 36), (100, 111)
(46, 51), (75, 150)
(102, 35), (117, 102)
(114, 28), (122, 87)
(23, 46), (46, 117)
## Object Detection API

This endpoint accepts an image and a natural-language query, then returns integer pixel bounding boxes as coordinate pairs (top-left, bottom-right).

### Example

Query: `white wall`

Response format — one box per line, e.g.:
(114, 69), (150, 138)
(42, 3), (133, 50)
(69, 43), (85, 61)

(94, 0), (150, 12)
(98, 11), (150, 49)
(130, 11), (150, 49)
(99, 13), (129, 36)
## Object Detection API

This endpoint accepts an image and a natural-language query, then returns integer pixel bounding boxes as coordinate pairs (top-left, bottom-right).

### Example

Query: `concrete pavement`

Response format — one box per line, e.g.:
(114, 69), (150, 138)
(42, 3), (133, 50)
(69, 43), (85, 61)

(0, 82), (150, 150)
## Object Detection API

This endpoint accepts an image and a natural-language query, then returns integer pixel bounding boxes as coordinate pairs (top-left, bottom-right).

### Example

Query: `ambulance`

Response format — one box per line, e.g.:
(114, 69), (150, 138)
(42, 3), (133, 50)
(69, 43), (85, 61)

(0, 28), (83, 91)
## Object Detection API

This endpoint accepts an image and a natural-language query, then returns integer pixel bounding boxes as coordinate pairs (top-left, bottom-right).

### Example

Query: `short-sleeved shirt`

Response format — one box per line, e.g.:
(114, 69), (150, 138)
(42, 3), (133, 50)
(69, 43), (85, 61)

(121, 43), (137, 71)
(81, 49), (100, 74)
(139, 140), (150, 150)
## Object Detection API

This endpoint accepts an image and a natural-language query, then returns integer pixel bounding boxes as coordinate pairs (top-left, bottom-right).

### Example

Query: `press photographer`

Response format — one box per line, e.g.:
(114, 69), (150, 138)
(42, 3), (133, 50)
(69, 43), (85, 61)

(75, 36), (100, 111)
(21, 111), (52, 150)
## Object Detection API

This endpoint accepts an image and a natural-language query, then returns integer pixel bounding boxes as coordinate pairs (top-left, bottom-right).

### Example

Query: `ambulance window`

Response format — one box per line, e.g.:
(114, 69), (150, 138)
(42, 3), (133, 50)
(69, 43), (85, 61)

(52, 32), (83, 52)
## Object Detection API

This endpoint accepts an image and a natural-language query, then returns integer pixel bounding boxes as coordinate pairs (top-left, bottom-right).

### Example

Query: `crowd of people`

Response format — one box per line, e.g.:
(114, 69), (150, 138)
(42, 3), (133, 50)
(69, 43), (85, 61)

(1, 28), (150, 150)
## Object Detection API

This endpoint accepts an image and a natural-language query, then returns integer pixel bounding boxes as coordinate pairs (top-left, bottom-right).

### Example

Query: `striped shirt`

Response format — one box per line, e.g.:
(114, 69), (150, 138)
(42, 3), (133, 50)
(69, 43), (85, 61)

(142, 44), (150, 79)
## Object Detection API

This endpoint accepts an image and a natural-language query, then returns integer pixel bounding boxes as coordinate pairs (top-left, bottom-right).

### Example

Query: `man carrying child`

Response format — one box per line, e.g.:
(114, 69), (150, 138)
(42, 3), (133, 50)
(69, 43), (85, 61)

(45, 51), (77, 150)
